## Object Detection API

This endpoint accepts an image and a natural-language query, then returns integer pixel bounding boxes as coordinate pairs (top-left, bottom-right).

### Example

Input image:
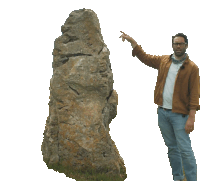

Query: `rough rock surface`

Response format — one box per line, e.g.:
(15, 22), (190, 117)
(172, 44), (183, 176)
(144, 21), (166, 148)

(41, 8), (127, 180)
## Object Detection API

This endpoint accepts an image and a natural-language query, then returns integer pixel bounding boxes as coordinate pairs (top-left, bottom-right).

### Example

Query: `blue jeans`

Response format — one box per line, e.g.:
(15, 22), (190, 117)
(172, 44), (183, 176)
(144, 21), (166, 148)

(158, 106), (197, 181)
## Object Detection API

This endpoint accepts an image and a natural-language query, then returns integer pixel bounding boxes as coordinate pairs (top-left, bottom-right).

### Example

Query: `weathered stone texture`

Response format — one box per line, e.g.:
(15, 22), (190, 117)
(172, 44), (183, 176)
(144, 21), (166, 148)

(41, 8), (126, 180)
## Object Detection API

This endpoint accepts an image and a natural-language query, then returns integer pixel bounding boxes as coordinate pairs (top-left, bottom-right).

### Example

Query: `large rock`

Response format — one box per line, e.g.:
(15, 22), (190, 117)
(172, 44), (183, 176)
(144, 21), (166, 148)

(41, 8), (127, 180)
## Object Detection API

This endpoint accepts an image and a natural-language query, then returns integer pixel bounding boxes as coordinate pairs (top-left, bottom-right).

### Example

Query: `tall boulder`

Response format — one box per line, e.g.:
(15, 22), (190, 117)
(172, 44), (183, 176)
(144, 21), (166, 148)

(41, 8), (127, 180)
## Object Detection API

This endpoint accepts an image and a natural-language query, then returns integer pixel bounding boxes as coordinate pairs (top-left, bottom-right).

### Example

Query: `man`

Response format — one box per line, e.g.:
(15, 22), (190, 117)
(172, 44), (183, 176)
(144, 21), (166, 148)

(119, 31), (198, 181)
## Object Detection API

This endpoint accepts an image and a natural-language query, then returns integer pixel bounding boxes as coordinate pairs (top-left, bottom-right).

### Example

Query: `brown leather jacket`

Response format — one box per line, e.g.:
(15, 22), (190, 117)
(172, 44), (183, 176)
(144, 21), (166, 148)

(132, 44), (200, 115)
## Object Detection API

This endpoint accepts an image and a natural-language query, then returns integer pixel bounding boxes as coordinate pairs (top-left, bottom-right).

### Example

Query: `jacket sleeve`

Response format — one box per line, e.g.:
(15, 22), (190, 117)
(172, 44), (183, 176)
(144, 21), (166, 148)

(189, 65), (200, 111)
(132, 44), (162, 70)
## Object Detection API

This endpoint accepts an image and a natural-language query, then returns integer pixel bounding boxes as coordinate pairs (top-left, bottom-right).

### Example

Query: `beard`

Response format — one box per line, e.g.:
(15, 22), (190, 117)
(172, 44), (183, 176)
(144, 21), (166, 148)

(174, 49), (186, 57)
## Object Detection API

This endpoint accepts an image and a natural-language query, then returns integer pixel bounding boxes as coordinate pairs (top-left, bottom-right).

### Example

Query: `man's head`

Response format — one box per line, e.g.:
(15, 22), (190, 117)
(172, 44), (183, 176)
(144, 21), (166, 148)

(172, 33), (188, 58)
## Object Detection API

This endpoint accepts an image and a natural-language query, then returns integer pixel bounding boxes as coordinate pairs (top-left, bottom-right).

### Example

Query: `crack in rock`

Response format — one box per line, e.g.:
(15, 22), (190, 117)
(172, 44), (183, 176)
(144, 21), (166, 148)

(60, 53), (92, 64)
(66, 53), (92, 57)
(69, 85), (80, 95)
(62, 35), (79, 44)
(98, 47), (103, 55)
(60, 57), (69, 64)
(106, 89), (113, 101)
(58, 105), (68, 111)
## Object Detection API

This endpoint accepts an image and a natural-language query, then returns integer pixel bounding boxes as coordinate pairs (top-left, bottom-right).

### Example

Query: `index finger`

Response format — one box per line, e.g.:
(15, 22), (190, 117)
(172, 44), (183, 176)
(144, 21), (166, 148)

(120, 31), (126, 35)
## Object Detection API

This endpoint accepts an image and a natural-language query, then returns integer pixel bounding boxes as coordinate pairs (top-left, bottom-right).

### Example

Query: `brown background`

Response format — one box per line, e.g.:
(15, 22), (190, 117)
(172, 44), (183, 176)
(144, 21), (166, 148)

(0, 0), (200, 181)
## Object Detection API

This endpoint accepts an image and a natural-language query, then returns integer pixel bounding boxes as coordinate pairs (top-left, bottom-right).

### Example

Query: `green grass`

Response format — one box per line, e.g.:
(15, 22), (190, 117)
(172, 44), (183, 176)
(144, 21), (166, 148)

(44, 157), (127, 181)
(44, 158), (187, 180)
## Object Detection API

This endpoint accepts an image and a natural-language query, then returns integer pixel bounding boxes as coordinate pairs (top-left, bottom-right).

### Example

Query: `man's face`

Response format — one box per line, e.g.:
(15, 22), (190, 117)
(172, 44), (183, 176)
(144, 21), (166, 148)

(172, 36), (188, 57)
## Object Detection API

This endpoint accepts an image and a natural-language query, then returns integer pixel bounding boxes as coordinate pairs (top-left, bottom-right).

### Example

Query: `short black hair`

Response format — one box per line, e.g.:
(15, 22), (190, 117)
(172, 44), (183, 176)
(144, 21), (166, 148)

(172, 33), (188, 45)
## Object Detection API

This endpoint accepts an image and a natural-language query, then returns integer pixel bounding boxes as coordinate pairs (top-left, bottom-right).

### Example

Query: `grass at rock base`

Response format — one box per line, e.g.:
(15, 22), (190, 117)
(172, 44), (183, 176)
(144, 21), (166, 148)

(44, 158), (127, 181)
